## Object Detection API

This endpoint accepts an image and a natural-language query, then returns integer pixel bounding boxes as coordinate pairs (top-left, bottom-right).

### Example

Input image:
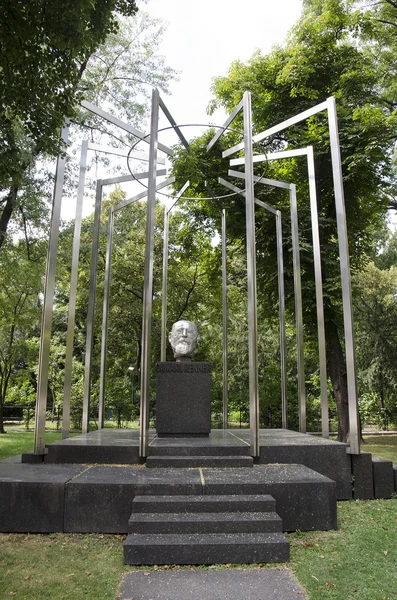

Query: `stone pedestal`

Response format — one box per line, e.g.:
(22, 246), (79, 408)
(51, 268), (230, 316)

(156, 362), (211, 436)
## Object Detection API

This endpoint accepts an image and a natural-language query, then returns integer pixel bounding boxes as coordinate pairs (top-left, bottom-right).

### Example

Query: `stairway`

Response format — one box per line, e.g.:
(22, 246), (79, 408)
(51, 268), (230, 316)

(146, 435), (254, 468)
(124, 494), (290, 565)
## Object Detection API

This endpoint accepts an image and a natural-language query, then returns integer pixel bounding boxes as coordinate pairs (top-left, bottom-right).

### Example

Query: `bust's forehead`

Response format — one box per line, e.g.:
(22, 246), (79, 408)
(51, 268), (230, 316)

(172, 320), (196, 331)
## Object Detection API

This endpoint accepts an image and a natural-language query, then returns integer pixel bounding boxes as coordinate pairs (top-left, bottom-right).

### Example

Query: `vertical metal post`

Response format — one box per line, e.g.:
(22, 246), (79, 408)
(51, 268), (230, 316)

(139, 88), (159, 457)
(82, 179), (103, 433)
(222, 208), (228, 429)
(161, 208), (169, 362)
(290, 184), (307, 433)
(307, 147), (329, 438)
(276, 211), (288, 429)
(98, 207), (114, 429)
(327, 97), (360, 454)
(62, 140), (88, 439)
(243, 92), (260, 457)
(34, 124), (69, 454)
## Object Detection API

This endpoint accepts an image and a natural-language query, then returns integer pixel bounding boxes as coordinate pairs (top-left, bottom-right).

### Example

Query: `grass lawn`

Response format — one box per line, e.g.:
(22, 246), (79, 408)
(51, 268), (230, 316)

(362, 435), (397, 463)
(0, 429), (78, 460)
(0, 499), (396, 600)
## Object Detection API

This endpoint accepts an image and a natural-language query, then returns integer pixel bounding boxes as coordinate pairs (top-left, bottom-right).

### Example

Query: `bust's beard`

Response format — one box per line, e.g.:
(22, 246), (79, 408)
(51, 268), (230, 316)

(173, 339), (193, 356)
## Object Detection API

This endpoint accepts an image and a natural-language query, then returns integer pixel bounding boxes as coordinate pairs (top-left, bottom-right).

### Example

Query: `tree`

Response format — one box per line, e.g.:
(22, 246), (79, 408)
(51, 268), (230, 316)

(0, 0), (138, 249)
(0, 241), (44, 433)
(171, 0), (397, 441)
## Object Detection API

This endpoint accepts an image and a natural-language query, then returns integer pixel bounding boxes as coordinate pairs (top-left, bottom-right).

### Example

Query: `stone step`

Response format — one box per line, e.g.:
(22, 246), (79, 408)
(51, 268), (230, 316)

(146, 455), (254, 468)
(128, 511), (282, 534)
(131, 494), (277, 514)
(124, 532), (290, 565)
(147, 442), (250, 457)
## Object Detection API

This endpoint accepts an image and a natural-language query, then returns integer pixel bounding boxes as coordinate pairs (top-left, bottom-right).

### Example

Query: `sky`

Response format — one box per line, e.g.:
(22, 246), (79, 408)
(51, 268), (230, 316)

(62, 0), (303, 219)
(149, 0), (303, 130)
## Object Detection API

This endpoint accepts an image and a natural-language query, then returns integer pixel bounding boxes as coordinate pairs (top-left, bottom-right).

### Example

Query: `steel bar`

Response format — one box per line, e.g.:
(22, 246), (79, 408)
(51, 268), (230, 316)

(159, 96), (190, 151)
(167, 180), (190, 213)
(82, 179), (103, 433)
(161, 208), (169, 362)
(230, 148), (312, 166)
(82, 100), (173, 157)
(218, 177), (278, 215)
(140, 89), (160, 458)
(228, 169), (291, 191)
(223, 99), (329, 158)
(243, 92), (260, 458)
(307, 146), (328, 438)
(222, 208), (228, 429)
(114, 177), (176, 213)
(289, 184), (307, 433)
(230, 147), (329, 436)
(206, 98), (244, 153)
(101, 169), (166, 187)
(218, 177), (288, 430)
(327, 97), (360, 454)
(87, 142), (165, 163)
(276, 211), (288, 429)
(160, 181), (190, 361)
(34, 124), (69, 454)
(98, 208), (114, 428)
(62, 139), (88, 440)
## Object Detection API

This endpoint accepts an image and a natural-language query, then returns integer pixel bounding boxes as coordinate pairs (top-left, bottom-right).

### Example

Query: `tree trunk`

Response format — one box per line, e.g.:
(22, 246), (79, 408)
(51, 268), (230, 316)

(325, 320), (350, 442)
(0, 394), (5, 434)
(0, 182), (19, 250)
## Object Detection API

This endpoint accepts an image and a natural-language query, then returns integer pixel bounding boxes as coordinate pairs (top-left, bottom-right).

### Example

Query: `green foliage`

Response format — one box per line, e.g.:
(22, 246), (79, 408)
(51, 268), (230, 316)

(0, 0), (138, 169)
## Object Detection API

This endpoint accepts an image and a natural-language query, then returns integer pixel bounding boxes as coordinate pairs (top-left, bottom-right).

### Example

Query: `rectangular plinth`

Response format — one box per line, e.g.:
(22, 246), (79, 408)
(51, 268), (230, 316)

(156, 362), (211, 435)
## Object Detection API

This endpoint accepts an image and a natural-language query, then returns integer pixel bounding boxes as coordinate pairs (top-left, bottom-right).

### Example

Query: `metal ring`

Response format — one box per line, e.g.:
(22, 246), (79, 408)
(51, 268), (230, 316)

(126, 122), (269, 202)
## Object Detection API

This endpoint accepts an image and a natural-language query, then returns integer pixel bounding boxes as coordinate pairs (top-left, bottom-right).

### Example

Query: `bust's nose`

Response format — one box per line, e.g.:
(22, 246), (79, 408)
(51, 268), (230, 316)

(181, 327), (188, 337)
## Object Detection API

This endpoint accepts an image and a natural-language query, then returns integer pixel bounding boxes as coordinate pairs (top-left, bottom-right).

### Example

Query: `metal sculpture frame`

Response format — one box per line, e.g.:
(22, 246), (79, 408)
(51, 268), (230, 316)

(230, 146), (329, 438)
(33, 90), (360, 458)
(218, 177), (289, 429)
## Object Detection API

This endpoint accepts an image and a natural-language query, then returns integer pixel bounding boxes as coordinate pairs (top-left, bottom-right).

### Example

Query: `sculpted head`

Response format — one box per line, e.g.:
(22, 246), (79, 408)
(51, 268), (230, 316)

(169, 320), (199, 361)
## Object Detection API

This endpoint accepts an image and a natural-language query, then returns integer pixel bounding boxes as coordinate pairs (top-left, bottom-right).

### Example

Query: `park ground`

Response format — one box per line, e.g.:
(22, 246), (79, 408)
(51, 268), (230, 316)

(0, 428), (396, 600)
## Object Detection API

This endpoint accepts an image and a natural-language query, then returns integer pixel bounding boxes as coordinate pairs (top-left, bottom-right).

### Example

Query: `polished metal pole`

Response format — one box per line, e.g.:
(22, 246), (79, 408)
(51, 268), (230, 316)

(222, 208), (228, 429)
(82, 179), (103, 433)
(62, 139), (88, 440)
(276, 211), (288, 429)
(290, 184), (306, 433)
(139, 89), (159, 457)
(98, 207), (114, 429)
(243, 92), (260, 457)
(160, 208), (169, 362)
(34, 124), (69, 454)
(327, 97), (360, 454)
(307, 147), (329, 438)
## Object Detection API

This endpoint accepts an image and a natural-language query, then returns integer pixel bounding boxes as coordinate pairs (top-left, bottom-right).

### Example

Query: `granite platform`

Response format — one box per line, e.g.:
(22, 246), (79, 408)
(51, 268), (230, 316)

(36, 428), (352, 499)
(0, 462), (336, 534)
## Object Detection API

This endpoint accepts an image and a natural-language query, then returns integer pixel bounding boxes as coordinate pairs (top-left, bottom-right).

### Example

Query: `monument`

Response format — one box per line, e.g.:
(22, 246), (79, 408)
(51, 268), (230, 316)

(156, 320), (212, 436)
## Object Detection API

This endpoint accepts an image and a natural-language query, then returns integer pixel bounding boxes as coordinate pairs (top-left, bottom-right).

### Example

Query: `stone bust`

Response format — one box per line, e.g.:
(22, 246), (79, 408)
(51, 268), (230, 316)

(169, 320), (199, 361)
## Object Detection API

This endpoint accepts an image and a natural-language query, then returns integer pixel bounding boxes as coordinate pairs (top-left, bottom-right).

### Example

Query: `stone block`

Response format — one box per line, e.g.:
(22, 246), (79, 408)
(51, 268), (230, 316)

(156, 362), (211, 435)
(372, 457), (394, 499)
(146, 456), (253, 468)
(259, 442), (352, 500)
(393, 465), (397, 492)
(0, 464), (83, 532)
(128, 511), (282, 534)
(123, 532), (290, 565)
(64, 466), (202, 533)
(202, 465), (337, 532)
(351, 452), (374, 500)
(130, 494), (276, 514)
